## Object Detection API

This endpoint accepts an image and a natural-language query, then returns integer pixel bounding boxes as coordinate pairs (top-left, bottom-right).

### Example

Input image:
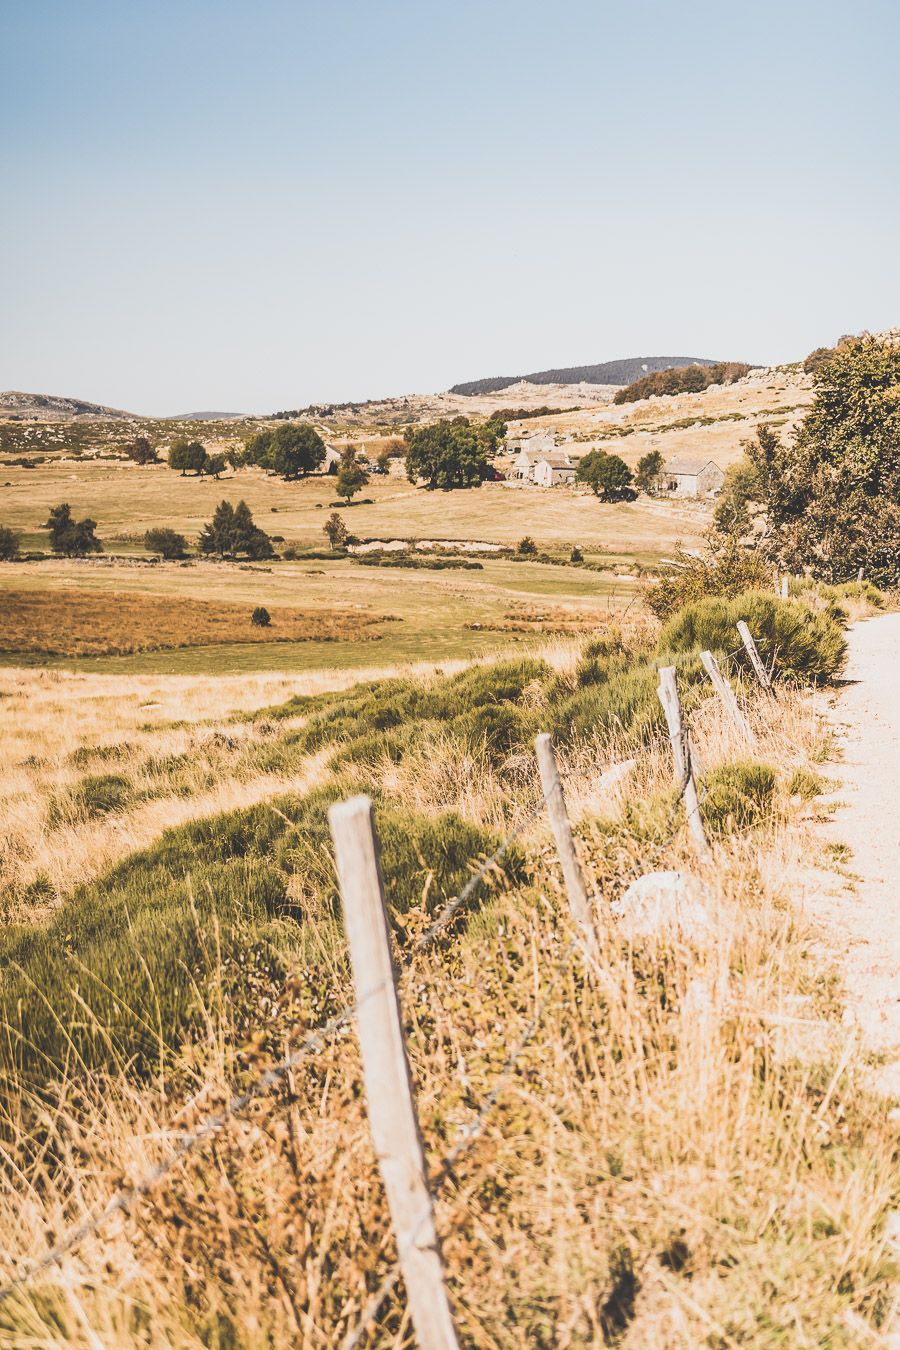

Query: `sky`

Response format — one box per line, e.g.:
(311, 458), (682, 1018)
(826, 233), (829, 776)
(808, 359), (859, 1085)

(2, 0), (898, 415)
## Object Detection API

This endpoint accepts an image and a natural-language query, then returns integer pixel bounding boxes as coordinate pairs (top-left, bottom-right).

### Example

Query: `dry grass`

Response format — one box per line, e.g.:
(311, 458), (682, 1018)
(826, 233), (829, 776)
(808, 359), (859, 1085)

(0, 644), (897, 1345)
(0, 588), (392, 656)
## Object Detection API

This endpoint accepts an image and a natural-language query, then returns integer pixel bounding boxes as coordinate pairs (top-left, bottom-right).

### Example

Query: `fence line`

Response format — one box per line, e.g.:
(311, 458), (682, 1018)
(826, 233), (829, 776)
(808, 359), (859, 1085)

(0, 627), (776, 1326)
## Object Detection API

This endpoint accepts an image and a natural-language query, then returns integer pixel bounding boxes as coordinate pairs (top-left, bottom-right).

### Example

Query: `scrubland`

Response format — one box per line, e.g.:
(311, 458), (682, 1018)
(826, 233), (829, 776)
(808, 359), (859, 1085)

(0, 580), (896, 1347)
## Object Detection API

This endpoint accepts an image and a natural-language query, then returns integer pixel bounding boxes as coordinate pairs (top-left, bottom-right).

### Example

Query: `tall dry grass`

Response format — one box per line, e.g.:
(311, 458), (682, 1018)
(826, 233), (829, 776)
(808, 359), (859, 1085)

(0, 677), (896, 1346)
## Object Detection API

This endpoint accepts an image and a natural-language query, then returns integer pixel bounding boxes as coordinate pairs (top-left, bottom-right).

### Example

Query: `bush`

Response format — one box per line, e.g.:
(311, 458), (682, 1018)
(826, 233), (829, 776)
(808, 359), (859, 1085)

(788, 767), (828, 800)
(144, 527), (188, 559)
(645, 540), (773, 620)
(49, 772), (134, 825)
(659, 592), (847, 683)
(701, 760), (776, 833)
(0, 525), (19, 560)
(0, 784), (518, 1095)
(516, 536), (538, 556)
(251, 606), (271, 627)
(570, 545), (583, 563)
(552, 651), (705, 749)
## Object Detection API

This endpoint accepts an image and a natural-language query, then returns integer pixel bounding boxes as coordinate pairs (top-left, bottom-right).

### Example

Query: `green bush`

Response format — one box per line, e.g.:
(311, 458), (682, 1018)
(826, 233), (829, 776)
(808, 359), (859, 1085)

(645, 542), (772, 621)
(701, 761), (776, 833)
(251, 606), (271, 627)
(788, 767), (828, 800)
(49, 772), (133, 825)
(658, 592), (846, 682)
(0, 784), (517, 1099)
(551, 652), (705, 748)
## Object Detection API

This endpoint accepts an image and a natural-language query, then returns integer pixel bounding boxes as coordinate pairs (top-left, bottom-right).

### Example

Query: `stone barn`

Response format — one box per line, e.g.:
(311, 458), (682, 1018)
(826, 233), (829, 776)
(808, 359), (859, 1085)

(663, 456), (725, 498)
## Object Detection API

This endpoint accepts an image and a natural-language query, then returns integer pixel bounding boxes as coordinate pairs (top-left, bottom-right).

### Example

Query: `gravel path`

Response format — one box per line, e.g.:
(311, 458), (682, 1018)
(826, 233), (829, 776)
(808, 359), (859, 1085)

(820, 612), (900, 1096)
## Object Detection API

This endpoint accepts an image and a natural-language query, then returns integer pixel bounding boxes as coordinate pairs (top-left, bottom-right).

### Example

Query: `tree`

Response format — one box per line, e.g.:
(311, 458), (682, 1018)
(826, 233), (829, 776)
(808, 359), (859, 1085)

(724, 337), (900, 585)
(251, 606), (271, 627)
(335, 450), (369, 503)
(243, 422), (326, 479)
(125, 436), (159, 465)
(203, 453), (227, 479)
(517, 536), (538, 556)
(198, 500), (274, 559)
(43, 503), (102, 556)
(405, 418), (490, 489)
(144, 527), (188, 559)
(576, 450), (634, 501)
(323, 512), (349, 550)
(0, 526), (20, 561)
(479, 414), (507, 455)
(168, 439), (207, 475)
(570, 545), (583, 563)
(635, 450), (664, 495)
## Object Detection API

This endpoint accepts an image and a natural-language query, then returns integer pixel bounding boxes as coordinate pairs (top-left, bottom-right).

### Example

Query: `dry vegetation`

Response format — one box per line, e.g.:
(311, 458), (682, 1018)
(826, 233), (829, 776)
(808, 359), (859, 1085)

(0, 586), (896, 1346)
(0, 589), (393, 657)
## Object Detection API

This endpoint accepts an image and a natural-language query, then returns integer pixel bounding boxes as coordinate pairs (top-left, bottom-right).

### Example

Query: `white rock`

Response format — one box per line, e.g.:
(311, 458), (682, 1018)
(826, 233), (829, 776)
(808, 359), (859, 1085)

(612, 870), (712, 941)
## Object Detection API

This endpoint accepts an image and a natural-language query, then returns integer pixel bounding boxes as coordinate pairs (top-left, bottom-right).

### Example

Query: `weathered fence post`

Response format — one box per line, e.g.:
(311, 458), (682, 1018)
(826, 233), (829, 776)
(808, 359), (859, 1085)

(657, 667), (710, 861)
(328, 796), (459, 1350)
(534, 733), (596, 949)
(736, 620), (773, 691)
(699, 649), (757, 748)
(857, 565), (865, 583)
(780, 574), (789, 600)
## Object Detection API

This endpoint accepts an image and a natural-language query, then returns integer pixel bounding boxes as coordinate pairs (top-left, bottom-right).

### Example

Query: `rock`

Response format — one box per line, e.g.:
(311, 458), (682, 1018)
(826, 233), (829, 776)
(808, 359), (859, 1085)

(611, 870), (712, 941)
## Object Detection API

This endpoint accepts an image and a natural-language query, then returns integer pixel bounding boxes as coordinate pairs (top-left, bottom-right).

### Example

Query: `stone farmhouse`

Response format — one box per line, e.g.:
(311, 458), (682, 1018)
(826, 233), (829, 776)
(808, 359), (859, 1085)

(663, 455), (725, 498)
(508, 444), (576, 486)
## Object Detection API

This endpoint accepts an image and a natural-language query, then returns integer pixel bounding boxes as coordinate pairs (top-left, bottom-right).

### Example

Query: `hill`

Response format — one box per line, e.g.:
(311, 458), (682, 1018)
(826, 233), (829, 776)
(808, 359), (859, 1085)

(449, 355), (724, 396)
(0, 390), (136, 420)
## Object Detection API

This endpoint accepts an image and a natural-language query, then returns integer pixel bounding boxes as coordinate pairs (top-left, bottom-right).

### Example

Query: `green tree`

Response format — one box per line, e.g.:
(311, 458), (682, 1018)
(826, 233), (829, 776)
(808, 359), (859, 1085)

(198, 500), (274, 559)
(323, 512), (349, 550)
(125, 435), (159, 465)
(635, 449), (664, 494)
(203, 453), (227, 479)
(516, 535), (538, 556)
(43, 503), (102, 556)
(479, 414), (508, 455)
(0, 526), (20, 561)
(243, 423), (326, 479)
(335, 450), (369, 503)
(251, 606), (271, 627)
(168, 439), (207, 475)
(576, 450), (634, 501)
(730, 338), (900, 585)
(144, 527), (188, 559)
(405, 418), (489, 489)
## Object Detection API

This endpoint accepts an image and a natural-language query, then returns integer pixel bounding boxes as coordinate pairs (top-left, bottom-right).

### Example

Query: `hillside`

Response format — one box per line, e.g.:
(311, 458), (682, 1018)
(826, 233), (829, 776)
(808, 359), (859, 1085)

(0, 390), (136, 420)
(449, 355), (725, 396)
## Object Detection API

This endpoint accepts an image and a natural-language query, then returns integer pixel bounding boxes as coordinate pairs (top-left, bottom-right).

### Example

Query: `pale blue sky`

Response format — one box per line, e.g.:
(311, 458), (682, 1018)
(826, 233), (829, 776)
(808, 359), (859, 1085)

(2, 0), (898, 414)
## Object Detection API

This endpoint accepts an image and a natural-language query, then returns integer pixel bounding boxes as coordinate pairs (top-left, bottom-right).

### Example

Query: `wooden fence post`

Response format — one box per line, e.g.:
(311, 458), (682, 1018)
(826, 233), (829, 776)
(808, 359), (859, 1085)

(328, 796), (459, 1350)
(780, 575), (789, 600)
(699, 650), (757, 748)
(736, 620), (773, 691)
(657, 667), (710, 861)
(534, 733), (596, 949)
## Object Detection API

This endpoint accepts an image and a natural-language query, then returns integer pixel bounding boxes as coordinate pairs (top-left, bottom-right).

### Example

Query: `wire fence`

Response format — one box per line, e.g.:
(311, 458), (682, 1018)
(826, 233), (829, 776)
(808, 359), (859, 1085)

(0, 629), (768, 1335)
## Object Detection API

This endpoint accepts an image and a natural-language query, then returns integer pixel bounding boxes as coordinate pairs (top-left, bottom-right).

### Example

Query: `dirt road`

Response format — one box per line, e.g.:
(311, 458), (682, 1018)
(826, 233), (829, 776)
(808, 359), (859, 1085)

(820, 611), (900, 1096)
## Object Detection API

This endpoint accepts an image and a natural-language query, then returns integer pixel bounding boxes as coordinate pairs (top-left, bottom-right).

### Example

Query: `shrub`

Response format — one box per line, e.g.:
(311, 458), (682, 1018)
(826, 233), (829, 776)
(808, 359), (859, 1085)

(144, 527), (188, 559)
(49, 772), (134, 825)
(552, 652), (705, 748)
(701, 760), (776, 833)
(517, 536), (538, 556)
(0, 525), (19, 560)
(659, 592), (847, 683)
(788, 767), (828, 799)
(570, 545), (583, 563)
(251, 606), (271, 627)
(645, 540), (773, 620)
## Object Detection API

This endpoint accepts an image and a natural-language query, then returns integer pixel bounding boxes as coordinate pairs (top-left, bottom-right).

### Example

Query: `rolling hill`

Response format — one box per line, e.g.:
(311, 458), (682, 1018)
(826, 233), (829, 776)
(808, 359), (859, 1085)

(449, 355), (724, 397)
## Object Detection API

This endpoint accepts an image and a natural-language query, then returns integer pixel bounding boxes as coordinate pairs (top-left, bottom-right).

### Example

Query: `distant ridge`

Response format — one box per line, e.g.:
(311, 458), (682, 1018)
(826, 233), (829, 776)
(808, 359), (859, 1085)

(449, 356), (722, 397)
(0, 390), (136, 419)
(164, 411), (246, 421)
